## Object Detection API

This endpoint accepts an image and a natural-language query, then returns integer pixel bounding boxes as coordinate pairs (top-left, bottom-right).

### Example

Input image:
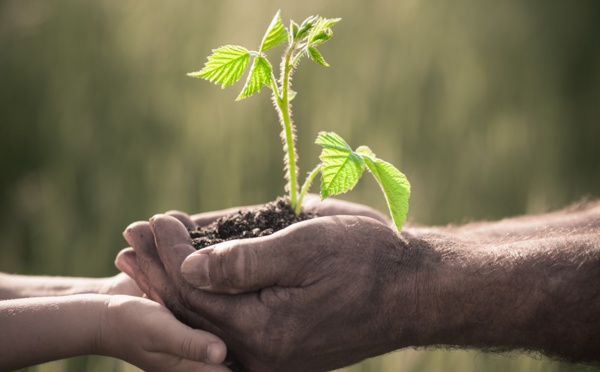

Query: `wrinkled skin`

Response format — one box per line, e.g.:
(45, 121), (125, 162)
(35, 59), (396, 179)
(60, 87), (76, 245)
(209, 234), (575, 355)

(116, 197), (424, 371)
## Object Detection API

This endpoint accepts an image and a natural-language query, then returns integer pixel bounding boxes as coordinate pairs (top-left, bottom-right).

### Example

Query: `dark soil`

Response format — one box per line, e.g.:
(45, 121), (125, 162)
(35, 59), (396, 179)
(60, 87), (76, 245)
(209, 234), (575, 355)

(189, 198), (315, 249)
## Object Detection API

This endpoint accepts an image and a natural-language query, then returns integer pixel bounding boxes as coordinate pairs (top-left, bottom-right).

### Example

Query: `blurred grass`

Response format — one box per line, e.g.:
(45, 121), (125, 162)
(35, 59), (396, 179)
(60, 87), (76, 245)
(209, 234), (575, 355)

(1, 0), (599, 371)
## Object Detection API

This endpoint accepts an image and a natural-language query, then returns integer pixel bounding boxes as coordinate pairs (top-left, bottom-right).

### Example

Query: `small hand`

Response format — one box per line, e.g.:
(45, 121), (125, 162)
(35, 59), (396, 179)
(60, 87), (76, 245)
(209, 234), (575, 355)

(97, 295), (230, 372)
(118, 213), (423, 372)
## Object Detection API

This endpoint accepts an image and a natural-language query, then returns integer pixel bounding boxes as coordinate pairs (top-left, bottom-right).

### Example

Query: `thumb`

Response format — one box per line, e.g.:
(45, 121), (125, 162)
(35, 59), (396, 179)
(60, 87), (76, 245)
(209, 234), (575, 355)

(181, 219), (324, 294)
(162, 324), (228, 365)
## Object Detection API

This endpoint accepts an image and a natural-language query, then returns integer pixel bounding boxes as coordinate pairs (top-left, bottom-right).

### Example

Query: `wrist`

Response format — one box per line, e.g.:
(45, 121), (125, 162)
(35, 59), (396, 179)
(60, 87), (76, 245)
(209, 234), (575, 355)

(372, 229), (441, 351)
(94, 295), (130, 357)
(415, 237), (487, 348)
(384, 229), (516, 350)
(380, 230), (443, 349)
(403, 233), (514, 349)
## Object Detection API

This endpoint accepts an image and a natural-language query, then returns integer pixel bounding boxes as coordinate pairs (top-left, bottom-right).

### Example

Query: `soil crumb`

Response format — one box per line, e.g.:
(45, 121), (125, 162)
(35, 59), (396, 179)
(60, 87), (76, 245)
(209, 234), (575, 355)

(190, 198), (314, 249)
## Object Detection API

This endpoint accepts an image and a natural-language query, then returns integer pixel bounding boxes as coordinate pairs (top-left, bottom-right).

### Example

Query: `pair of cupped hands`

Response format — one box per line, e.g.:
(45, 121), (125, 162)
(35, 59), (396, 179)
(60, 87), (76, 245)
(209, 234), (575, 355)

(116, 195), (420, 372)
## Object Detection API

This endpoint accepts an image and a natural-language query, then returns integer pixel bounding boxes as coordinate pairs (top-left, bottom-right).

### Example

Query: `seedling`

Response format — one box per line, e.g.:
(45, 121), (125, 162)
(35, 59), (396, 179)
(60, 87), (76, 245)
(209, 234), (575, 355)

(188, 11), (411, 231)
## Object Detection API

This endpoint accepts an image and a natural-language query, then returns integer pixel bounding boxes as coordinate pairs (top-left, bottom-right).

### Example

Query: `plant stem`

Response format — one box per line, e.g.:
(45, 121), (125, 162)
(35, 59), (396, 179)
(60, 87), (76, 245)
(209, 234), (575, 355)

(290, 48), (306, 67)
(296, 164), (322, 214)
(268, 70), (279, 96)
(277, 45), (299, 210)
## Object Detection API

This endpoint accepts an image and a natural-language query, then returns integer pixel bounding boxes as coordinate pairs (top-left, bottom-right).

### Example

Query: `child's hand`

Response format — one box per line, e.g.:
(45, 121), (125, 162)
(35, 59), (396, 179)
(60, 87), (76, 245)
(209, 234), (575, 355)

(97, 295), (230, 372)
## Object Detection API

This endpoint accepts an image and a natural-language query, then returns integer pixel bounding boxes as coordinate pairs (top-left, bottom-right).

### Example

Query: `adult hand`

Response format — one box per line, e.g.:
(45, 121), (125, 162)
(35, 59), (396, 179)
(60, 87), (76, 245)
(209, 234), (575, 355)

(118, 214), (427, 372)
(97, 295), (230, 372)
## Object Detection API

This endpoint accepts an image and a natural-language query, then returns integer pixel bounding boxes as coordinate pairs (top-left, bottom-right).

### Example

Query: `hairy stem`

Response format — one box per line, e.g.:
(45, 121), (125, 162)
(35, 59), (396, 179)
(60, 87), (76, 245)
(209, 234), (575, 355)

(268, 71), (280, 97)
(296, 164), (322, 214)
(290, 48), (306, 67)
(277, 45), (299, 210)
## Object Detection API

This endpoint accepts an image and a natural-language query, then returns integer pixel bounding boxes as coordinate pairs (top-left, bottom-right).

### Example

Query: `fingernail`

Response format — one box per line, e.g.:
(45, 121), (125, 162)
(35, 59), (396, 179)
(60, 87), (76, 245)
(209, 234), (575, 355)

(181, 253), (210, 288)
(149, 214), (160, 226)
(206, 342), (226, 364)
(115, 257), (133, 277)
(122, 228), (133, 245)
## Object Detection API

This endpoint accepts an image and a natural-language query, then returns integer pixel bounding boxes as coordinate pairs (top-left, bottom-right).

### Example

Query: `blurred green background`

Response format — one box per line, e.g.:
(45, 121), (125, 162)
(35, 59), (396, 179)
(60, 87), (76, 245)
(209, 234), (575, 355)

(1, 0), (599, 371)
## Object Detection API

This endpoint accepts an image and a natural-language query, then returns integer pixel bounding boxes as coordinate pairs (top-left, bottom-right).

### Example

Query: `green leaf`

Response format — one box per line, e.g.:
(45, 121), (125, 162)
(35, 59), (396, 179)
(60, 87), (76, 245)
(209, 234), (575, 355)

(307, 46), (329, 67)
(315, 132), (410, 230)
(356, 145), (375, 158)
(260, 10), (288, 52)
(187, 45), (250, 88)
(316, 132), (365, 199)
(290, 20), (299, 40)
(296, 15), (318, 40)
(308, 17), (341, 44)
(236, 56), (273, 100)
(360, 155), (411, 232)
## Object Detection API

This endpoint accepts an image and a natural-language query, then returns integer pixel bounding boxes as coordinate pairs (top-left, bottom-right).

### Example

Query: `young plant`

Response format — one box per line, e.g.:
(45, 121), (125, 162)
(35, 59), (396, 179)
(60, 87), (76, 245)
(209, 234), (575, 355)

(187, 11), (411, 231)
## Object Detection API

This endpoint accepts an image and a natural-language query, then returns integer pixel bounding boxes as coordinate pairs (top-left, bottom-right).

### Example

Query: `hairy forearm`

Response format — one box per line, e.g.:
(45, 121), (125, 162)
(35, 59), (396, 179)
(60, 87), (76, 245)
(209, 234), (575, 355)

(0, 273), (111, 300)
(412, 200), (600, 241)
(411, 227), (600, 362)
(0, 294), (106, 370)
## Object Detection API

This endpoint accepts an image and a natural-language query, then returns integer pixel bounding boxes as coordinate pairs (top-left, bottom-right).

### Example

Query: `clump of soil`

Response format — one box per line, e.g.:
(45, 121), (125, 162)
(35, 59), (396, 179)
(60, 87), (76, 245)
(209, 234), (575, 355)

(190, 198), (315, 249)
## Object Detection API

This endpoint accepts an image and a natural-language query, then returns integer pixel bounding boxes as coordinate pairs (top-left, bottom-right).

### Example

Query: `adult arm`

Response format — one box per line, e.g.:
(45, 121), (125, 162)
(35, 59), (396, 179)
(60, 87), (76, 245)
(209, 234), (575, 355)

(0, 272), (142, 300)
(412, 200), (600, 240)
(414, 224), (600, 361)
(0, 294), (229, 371)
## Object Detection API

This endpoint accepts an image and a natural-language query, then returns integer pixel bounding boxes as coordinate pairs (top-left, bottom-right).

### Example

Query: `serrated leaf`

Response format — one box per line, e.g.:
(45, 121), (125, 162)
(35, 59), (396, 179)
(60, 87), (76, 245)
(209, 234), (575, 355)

(316, 132), (365, 199)
(360, 155), (411, 232)
(356, 145), (375, 158)
(260, 10), (288, 52)
(296, 15), (319, 40)
(308, 17), (341, 44)
(315, 17), (342, 30)
(188, 45), (250, 88)
(307, 46), (329, 67)
(290, 20), (299, 40)
(237, 56), (273, 100)
(315, 131), (352, 152)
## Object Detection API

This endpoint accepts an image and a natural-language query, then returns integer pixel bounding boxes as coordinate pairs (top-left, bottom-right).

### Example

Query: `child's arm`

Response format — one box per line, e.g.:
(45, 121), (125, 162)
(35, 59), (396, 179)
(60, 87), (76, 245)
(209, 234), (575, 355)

(0, 294), (230, 371)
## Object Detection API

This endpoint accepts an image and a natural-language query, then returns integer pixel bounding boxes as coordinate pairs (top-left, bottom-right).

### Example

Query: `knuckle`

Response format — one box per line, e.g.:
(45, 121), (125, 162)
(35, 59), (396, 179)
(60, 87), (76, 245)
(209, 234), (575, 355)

(213, 242), (244, 292)
(211, 241), (261, 293)
(179, 333), (206, 362)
